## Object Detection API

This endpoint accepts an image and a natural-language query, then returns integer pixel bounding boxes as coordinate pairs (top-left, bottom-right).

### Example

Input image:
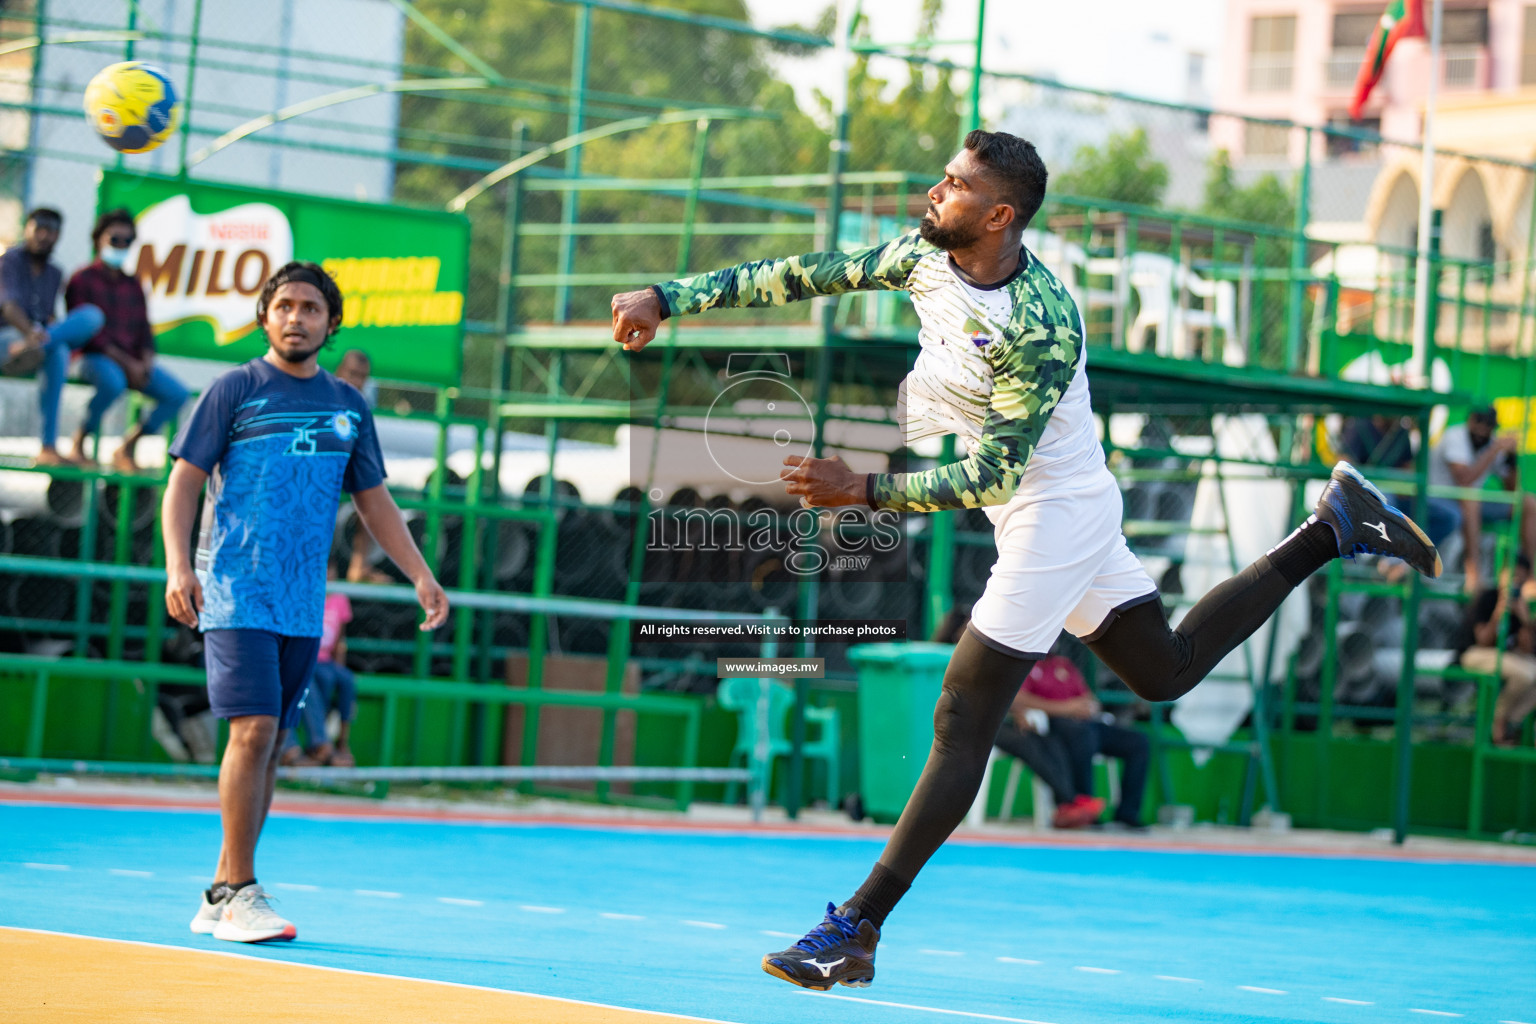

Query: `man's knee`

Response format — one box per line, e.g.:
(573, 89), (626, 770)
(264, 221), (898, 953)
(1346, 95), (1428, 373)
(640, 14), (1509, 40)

(225, 715), (279, 756)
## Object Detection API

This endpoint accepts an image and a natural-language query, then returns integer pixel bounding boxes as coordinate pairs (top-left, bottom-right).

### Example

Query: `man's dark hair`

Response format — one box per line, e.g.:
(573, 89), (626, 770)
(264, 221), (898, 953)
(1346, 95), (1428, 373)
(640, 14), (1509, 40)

(25, 207), (62, 228)
(1468, 403), (1499, 427)
(339, 348), (371, 367)
(256, 260), (344, 336)
(91, 208), (137, 250)
(962, 129), (1048, 230)
(1517, 553), (1532, 573)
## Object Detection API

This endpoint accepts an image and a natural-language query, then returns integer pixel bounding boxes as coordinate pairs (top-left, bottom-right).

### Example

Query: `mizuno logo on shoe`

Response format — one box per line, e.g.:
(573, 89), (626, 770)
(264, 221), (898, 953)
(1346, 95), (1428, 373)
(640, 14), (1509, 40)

(802, 956), (847, 977)
(1368, 521), (1390, 542)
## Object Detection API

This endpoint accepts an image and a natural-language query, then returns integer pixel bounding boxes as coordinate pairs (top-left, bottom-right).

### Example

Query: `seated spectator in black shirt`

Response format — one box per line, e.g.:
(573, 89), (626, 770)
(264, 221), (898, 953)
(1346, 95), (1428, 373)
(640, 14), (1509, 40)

(1339, 414), (1459, 551)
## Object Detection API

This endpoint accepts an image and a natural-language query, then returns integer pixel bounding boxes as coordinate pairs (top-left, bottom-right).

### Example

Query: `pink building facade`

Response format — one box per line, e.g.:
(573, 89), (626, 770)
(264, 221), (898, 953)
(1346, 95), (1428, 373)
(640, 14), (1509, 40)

(1216, 0), (1536, 161)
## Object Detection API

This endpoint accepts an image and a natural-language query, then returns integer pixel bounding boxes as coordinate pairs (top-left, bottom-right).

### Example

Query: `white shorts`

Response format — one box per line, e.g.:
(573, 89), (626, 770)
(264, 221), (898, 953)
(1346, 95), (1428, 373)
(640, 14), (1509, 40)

(968, 470), (1159, 660)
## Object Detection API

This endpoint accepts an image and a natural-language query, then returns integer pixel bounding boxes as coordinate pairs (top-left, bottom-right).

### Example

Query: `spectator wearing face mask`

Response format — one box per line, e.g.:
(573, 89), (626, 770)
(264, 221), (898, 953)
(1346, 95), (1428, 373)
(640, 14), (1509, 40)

(64, 207), (188, 472)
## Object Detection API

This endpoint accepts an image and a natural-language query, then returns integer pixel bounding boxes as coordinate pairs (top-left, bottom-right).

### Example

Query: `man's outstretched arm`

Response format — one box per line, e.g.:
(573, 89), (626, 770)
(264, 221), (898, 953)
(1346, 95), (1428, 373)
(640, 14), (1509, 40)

(612, 231), (932, 350)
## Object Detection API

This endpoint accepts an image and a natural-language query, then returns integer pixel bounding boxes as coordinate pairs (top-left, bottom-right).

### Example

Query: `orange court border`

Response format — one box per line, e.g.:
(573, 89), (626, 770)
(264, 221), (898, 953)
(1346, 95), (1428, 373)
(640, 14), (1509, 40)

(1, 926), (747, 1024)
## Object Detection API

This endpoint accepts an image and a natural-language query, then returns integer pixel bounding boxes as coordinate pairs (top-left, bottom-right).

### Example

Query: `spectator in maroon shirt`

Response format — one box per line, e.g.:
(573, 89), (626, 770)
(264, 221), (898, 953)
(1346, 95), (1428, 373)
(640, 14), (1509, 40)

(1013, 647), (1151, 831)
(64, 208), (188, 472)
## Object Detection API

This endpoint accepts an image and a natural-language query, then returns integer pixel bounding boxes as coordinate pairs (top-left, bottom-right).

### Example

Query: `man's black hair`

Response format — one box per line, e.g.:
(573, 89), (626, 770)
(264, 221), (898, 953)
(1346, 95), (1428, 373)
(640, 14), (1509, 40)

(1468, 402), (1498, 426)
(962, 129), (1048, 230)
(1517, 553), (1532, 573)
(25, 207), (62, 227)
(91, 208), (137, 251)
(256, 260), (344, 337)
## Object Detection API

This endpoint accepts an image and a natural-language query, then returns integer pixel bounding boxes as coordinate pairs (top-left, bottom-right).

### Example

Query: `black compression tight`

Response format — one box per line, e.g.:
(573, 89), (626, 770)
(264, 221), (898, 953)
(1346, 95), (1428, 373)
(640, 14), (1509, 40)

(869, 627), (1036, 886)
(1088, 553), (1298, 703)
(854, 524), (1335, 919)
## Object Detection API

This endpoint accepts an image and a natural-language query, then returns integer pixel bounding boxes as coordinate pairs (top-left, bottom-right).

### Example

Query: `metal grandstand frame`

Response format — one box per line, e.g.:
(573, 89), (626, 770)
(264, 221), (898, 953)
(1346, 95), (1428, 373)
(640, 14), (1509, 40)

(1, 0), (1534, 840)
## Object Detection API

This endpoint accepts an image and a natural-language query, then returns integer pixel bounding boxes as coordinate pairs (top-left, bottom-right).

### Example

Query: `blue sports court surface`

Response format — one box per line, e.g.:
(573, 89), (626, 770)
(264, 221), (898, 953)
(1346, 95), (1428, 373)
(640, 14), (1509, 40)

(3, 791), (1534, 1024)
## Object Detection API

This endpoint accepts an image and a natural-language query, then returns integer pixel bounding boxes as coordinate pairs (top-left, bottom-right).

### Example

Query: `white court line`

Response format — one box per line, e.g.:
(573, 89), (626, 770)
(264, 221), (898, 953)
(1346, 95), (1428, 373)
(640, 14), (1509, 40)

(2, 926), (749, 1024)
(22, 862), (69, 870)
(520, 905), (565, 914)
(761, 930), (798, 938)
(1074, 966), (1120, 975)
(602, 912), (645, 921)
(920, 949), (964, 957)
(1499, 1019), (1535, 1023)
(1156, 976), (1201, 984)
(996, 957), (1040, 965)
(1323, 997), (1374, 1005)
(109, 869), (152, 877)
(437, 897), (483, 906)
(1238, 986), (1287, 994)
(274, 883), (319, 892)
(354, 890), (401, 899)
(1409, 1012), (1462, 1018)
(682, 920), (727, 930)
(806, 991), (1058, 1024)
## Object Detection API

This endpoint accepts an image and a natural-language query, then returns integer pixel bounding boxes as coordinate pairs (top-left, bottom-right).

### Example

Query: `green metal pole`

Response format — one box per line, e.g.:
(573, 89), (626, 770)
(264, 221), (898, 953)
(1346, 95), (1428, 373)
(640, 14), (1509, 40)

(520, 358), (565, 779)
(552, 2), (591, 323)
(27, 670), (49, 758)
(125, 0), (139, 59)
(106, 472), (137, 661)
(1391, 409), (1431, 844)
(410, 390), (452, 763)
(70, 479), (99, 658)
(19, 0), (49, 207)
(1317, 557), (1341, 823)
(598, 117), (713, 802)
(966, 0), (986, 138)
(448, 428), (484, 764)
(1285, 126), (1312, 373)
(176, 0), (205, 177)
(476, 123), (526, 701)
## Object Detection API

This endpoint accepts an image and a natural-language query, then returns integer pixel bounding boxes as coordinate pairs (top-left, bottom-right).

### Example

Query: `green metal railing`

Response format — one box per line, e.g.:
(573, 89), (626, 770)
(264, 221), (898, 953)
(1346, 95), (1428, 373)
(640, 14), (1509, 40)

(3, 0), (1535, 837)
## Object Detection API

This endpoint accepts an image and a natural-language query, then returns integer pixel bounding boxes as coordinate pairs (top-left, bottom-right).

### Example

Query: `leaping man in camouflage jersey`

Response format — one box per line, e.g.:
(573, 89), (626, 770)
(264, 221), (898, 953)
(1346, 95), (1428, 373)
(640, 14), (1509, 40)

(611, 129), (1441, 993)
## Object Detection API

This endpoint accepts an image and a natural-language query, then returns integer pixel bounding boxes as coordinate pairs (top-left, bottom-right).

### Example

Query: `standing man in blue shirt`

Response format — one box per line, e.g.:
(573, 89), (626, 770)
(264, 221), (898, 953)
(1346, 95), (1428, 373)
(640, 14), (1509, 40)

(162, 261), (448, 943)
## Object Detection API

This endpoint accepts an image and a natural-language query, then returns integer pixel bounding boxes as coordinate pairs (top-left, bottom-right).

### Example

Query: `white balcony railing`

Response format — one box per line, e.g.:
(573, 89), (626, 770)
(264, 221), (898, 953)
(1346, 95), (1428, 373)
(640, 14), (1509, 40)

(1325, 48), (1365, 89)
(1442, 46), (1486, 89)
(1247, 53), (1294, 93)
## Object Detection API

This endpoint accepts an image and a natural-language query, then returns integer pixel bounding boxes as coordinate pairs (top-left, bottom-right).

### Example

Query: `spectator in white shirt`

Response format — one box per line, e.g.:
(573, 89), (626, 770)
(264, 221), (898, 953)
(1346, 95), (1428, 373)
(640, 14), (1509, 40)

(1430, 405), (1536, 591)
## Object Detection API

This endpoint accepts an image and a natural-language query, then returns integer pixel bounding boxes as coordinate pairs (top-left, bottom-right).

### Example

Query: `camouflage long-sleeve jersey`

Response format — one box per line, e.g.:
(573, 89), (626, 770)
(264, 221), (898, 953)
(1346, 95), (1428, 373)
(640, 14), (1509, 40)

(653, 230), (1107, 513)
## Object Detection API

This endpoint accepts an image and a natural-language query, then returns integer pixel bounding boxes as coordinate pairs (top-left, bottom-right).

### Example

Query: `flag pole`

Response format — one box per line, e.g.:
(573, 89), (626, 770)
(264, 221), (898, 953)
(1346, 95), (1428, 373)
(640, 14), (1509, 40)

(1409, 0), (1443, 386)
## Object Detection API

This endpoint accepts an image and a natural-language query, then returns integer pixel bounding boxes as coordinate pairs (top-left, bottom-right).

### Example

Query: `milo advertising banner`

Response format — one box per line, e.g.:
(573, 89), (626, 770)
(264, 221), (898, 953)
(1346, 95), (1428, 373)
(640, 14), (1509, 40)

(97, 170), (469, 386)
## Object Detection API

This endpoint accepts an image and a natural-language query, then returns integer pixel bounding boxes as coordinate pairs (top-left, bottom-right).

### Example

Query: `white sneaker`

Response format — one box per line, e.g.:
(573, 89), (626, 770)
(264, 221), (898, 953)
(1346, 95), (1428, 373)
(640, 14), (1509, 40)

(190, 887), (228, 934)
(212, 884), (296, 943)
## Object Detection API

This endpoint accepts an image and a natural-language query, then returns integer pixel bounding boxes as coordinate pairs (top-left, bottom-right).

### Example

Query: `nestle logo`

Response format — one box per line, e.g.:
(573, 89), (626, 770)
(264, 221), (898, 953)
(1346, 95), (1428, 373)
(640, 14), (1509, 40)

(208, 222), (270, 242)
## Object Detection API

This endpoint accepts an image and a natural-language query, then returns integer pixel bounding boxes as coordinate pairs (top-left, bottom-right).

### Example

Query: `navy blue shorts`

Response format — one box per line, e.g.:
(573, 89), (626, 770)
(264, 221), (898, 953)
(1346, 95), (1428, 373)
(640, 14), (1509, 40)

(204, 629), (321, 728)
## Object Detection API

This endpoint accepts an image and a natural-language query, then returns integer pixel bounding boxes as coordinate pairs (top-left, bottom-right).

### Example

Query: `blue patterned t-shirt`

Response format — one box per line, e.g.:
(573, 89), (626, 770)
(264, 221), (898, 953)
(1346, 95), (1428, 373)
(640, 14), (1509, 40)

(169, 358), (386, 636)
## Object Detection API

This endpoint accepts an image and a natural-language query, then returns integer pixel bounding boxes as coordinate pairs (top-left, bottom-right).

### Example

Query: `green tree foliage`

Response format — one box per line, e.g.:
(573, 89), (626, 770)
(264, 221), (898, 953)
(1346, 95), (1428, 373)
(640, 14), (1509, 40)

(1199, 148), (1297, 229)
(837, 0), (961, 175)
(1052, 128), (1170, 207)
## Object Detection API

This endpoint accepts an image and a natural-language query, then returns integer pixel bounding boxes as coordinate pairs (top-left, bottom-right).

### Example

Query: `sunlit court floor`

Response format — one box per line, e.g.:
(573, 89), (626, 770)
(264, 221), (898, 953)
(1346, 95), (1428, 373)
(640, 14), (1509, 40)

(3, 783), (1535, 1024)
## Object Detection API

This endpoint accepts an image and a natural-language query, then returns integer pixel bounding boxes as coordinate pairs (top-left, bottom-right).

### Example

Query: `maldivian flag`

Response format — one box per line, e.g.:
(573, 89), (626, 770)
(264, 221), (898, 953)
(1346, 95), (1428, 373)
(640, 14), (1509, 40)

(1350, 0), (1426, 119)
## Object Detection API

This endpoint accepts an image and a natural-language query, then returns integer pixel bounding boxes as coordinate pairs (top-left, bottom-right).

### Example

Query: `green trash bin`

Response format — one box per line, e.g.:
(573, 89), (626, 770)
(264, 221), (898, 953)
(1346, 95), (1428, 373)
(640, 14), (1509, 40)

(848, 642), (954, 823)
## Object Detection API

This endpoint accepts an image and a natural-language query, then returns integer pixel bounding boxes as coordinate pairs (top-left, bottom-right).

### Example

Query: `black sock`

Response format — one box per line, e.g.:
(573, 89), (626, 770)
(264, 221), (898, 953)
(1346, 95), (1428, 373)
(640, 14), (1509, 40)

(206, 880), (227, 901)
(227, 878), (257, 893)
(1267, 517), (1338, 586)
(843, 863), (910, 929)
